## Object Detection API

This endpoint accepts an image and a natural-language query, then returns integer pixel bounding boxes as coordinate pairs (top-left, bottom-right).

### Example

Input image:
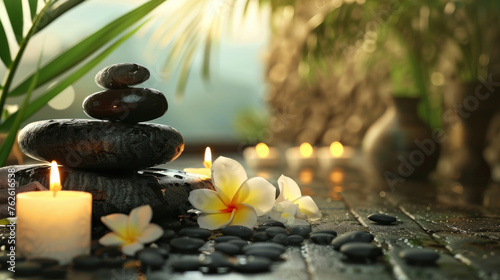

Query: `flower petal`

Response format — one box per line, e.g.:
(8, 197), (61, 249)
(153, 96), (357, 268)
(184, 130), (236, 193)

(229, 203), (257, 228)
(128, 205), (153, 238)
(98, 232), (126, 247)
(278, 175), (302, 202)
(188, 189), (227, 213)
(122, 242), (144, 256)
(270, 201), (298, 226)
(232, 177), (276, 216)
(268, 210), (287, 224)
(101, 213), (129, 238)
(197, 210), (235, 230)
(293, 196), (322, 220)
(137, 224), (164, 244)
(211, 156), (248, 204)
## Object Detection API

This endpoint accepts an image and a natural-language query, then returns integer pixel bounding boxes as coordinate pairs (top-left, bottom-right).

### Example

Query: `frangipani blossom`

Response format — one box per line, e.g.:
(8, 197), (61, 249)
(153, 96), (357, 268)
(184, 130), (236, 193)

(269, 175), (322, 226)
(188, 156), (276, 230)
(99, 205), (163, 256)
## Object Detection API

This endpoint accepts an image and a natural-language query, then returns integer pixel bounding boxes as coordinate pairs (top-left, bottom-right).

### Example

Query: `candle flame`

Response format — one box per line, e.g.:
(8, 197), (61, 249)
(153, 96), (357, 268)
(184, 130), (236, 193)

(203, 147), (212, 169)
(299, 142), (313, 158)
(256, 142), (270, 158)
(50, 161), (62, 196)
(330, 141), (344, 157)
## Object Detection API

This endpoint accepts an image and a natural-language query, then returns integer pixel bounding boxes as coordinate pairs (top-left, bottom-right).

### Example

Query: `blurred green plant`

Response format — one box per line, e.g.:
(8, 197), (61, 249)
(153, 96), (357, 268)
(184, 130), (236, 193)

(0, 0), (165, 166)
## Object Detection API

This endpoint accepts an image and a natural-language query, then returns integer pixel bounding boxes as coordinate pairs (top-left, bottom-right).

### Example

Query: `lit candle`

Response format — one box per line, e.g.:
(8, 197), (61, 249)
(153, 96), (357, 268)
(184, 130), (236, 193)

(184, 147), (212, 178)
(243, 142), (280, 169)
(318, 141), (355, 170)
(285, 142), (318, 169)
(17, 161), (92, 264)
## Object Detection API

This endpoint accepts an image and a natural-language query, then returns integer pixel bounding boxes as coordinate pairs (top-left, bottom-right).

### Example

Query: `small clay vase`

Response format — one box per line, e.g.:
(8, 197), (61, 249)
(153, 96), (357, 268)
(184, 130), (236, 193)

(446, 81), (500, 187)
(362, 96), (440, 180)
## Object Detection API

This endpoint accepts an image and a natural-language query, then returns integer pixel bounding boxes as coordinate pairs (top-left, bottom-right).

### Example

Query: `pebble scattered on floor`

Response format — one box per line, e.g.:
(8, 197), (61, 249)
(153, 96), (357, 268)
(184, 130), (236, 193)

(7, 219), (445, 276)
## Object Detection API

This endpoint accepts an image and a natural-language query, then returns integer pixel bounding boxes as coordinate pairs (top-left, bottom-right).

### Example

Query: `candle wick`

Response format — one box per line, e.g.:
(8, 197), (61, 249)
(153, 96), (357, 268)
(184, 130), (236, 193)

(53, 190), (57, 198)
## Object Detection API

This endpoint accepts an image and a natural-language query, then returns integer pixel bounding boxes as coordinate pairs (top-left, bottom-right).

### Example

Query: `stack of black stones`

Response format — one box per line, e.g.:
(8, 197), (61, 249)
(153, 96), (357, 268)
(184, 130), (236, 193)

(1, 63), (213, 221)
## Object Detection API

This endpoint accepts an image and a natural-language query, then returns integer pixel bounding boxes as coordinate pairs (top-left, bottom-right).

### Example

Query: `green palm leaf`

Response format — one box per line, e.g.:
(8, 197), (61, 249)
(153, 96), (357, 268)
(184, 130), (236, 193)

(3, 0), (24, 44)
(28, 0), (38, 20)
(0, 52), (40, 167)
(0, 19), (11, 67)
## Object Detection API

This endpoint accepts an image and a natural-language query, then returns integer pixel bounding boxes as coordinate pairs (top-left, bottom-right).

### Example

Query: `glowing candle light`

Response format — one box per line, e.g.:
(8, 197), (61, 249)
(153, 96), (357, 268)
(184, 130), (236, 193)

(184, 147), (212, 178)
(318, 141), (355, 171)
(286, 142), (318, 170)
(243, 143), (280, 169)
(330, 141), (344, 157)
(17, 161), (92, 264)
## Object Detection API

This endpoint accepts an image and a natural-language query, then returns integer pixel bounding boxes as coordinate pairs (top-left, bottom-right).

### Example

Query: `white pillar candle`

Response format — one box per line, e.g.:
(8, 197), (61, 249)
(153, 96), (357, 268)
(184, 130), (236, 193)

(17, 161), (92, 264)
(17, 191), (92, 264)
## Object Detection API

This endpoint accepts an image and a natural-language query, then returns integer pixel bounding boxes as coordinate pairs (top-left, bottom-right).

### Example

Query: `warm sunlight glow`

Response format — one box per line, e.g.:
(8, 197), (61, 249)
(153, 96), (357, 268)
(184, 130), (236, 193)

(256, 143), (270, 158)
(330, 141), (344, 157)
(299, 143), (313, 158)
(50, 161), (62, 195)
(203, 147), (212, 169)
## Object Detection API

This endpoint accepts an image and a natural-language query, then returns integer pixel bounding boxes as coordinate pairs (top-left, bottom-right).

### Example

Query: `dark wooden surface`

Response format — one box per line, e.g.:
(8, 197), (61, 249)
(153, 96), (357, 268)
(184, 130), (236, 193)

(2, 153), (500, 280)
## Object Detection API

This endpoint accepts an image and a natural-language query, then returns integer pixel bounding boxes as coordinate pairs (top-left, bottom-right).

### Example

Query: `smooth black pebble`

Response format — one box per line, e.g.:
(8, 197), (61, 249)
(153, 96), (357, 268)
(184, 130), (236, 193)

(83, 88), (168, 123)
(215, 243), (241, 256)
(235, 257), (272, 273)
(368, 213), (397, 225)
(159, 229), (176, 243)
(399, 248), (440, 266)
(95, 63), (150, 89)
(251, 232), (269, 242)
(221, 225), (254, 240)
(289, 225), (312, 237)
(261, 221), (286, 228)
(243, 242), (287, 254)
(199, 252), (233, 273)
(310, 233), (336, 245)
(331, 231), (374, 250)
(170, 258), (201, 272)
(15, 261), (43, 277)
(288, 235), (305, 246)
(215, 236), (243, 243)
(137, 249), (165, 268)
(170, 237), (205, 254)
(73, 255), (102, 270)
(227, 239), (249, 249)
(272, 234), (289, 246)
(266, 226), (288, 238)
(340, 243), (383, 259)
(179, 227), (212, 240)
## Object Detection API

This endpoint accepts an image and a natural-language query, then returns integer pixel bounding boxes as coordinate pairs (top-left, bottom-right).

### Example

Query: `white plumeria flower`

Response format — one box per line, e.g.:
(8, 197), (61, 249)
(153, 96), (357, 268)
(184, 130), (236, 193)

(188, 156), (276, 230)
(99, 205), (163, 256)
(269, 175), (321, 226)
